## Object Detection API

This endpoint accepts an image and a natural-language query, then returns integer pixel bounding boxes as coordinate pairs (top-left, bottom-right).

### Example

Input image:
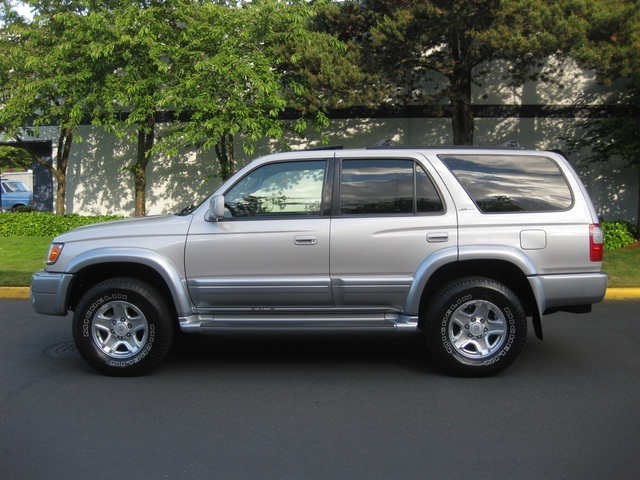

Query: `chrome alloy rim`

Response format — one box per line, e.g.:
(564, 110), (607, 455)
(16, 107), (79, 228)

(91, 301), (149, 358)
(447, 300), (507, 359)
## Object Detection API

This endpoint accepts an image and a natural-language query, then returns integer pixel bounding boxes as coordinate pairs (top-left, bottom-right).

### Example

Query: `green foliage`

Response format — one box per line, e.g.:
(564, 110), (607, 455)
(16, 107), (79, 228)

(0, 146), (32, 172)
(602, 221), (637, 250)
(317, 0), (582, 145)
(0, 212), (124, 237)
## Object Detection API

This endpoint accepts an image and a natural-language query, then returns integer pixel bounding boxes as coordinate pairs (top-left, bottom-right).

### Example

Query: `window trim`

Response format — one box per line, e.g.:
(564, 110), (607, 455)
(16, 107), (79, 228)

(439, 153), (575, 214)
(334, 157), (446, 217)
(221, 158), (331, 220)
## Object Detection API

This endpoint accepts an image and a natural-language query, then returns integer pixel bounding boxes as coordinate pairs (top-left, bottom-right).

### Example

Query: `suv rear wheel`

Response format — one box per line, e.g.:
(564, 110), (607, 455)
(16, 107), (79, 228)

(424, 277), (527, 377)
(72, 278), (174, 376)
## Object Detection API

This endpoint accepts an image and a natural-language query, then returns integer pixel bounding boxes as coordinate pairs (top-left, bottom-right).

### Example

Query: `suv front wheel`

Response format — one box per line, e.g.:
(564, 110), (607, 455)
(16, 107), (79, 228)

(424, 277), (527, 377)
(72, 278), (174, 376)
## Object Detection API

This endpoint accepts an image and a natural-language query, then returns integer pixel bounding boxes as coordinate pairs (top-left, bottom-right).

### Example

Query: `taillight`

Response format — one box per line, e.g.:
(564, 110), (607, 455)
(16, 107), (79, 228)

(590, 224), (604, 262)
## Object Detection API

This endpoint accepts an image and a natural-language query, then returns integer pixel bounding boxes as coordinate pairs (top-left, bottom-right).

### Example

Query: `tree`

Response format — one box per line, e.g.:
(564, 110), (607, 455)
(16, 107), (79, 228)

(159, 0), (363, 181)
(319, 0), (584, 146)
(0, 3), (111, 215)
(563, 0), (640, 234)
(83, 1), (184, 217)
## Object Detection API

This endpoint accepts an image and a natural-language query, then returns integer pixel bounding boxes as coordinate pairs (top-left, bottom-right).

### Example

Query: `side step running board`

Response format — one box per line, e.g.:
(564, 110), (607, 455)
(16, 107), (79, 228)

(179, 313), (419, 334)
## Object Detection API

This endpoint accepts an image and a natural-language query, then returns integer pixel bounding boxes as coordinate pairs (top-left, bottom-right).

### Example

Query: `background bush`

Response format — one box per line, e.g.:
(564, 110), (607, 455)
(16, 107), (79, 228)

(0, 211), (125, 237)
(602, 221), (637, 250)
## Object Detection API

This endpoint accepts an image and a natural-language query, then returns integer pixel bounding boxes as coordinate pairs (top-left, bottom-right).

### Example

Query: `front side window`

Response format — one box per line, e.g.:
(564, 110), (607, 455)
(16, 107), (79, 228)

(440, 154), (573, 213)
(224, 160), (326, 217)
(340, 159), (443, 215)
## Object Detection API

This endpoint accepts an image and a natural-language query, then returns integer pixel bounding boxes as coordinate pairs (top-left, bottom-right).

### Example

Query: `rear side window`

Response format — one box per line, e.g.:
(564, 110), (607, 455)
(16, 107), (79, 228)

(340, 159), (443, 215)
(439, 154), (573, 213)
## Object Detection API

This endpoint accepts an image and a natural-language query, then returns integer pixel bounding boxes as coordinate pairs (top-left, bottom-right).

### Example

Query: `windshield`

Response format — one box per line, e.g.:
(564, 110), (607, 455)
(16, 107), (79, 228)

(8, 181), (30, 192)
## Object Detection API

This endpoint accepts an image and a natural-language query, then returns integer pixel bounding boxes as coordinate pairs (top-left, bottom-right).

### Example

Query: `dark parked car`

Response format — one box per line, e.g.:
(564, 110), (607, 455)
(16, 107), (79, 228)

(1, 179), (34, 212)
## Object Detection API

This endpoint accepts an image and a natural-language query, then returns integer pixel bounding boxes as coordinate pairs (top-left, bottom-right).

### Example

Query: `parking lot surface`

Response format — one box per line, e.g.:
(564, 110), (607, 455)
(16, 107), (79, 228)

(1, 299), (639, 480)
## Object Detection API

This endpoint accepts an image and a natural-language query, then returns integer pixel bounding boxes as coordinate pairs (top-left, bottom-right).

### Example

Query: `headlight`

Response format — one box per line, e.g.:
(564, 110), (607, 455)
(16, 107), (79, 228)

(46, 243), (64, 265)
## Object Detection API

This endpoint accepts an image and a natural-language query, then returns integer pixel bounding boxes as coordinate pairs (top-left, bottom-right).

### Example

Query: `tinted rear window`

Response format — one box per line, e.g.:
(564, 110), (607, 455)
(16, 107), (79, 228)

(340, 159), (444, 215)
(439, 154), (573, 213)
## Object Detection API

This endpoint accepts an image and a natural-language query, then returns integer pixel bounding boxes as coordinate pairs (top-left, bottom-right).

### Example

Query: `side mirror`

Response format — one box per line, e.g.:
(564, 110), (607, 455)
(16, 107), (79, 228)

(205, 195), (225, 222)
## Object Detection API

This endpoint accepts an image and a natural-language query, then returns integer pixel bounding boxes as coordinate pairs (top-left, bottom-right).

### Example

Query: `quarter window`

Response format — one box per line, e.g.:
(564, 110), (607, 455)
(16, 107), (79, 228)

(440, 154), (573, 213)
(340, 159), (443, 215)
(224, 160), (326, 217)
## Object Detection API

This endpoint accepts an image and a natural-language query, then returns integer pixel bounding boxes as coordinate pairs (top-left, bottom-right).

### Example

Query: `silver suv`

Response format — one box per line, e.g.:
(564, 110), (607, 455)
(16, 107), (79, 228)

(31, 145), (608, 377)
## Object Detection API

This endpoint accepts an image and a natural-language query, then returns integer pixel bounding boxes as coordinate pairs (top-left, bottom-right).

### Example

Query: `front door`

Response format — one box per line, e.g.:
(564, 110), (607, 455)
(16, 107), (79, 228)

(185, 159), (332, 309)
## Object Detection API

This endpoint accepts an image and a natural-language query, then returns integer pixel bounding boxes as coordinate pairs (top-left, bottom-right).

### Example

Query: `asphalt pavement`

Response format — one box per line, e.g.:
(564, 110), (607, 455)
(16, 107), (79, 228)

(1, 297), (639, 480)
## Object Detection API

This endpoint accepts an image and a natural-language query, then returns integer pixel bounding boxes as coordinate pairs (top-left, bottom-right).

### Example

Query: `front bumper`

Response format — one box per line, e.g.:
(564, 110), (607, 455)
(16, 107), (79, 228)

(30, 270), (74, 316)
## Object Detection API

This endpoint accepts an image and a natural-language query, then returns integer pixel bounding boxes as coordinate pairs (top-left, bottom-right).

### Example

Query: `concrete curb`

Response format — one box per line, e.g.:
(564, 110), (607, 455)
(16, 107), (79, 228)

(0, 287), (30, 299)
(603, 288), (640, 300)
(2, 286), (640, 301)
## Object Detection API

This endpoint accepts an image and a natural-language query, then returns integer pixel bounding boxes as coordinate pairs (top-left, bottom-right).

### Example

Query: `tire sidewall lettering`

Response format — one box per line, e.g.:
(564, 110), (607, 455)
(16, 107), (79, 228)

(440, 291), (516, 365)
(82, 293), (129, 338)
(483, 305), (516, 366)
(81, 291), (156, 368)
(440, 294), (472, 354)
(108, 324), (155, 368)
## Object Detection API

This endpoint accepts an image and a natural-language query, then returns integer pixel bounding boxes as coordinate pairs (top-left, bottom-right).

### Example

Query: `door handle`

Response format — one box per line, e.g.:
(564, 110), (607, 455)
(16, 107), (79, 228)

(294, 236), (318, 245)
(427, 232), (449, 243)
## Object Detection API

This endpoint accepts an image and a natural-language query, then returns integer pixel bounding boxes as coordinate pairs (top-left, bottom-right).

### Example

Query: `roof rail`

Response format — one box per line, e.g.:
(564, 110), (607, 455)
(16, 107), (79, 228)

(493, 140), (521, 148)
(371, 138), (396, 147)
(366, 142), (526, 150)
(305, 145), (344, 151)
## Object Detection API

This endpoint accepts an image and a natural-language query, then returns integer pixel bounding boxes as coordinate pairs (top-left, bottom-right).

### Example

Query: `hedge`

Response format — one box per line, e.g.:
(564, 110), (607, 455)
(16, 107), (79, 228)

(0, 211), (125, 237)
(602, 221), (637, 251)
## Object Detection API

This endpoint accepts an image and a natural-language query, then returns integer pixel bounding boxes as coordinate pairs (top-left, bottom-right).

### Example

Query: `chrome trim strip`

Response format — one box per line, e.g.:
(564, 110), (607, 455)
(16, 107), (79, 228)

(179, 312), (420, 333)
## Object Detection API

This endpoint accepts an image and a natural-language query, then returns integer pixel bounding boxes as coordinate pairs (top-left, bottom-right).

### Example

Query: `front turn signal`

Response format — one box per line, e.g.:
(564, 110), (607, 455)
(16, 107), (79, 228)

(47, 244), (64, 265)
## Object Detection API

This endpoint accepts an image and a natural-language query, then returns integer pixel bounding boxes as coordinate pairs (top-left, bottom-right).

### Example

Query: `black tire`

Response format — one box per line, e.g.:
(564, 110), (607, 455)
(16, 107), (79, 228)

(424, 277), (527, 377)
(72, 278), (174, 376)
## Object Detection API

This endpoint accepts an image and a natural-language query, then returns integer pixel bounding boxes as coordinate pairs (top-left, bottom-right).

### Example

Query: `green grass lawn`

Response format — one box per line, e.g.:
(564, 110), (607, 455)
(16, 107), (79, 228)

(0, 237), (51, 286)
(1, 236), (639, 288)
(601, 245), (640, 287)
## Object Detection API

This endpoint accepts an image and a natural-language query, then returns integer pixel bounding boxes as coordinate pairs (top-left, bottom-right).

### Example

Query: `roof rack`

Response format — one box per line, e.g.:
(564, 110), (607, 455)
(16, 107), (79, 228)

(304, 145), (344, 151)
(372, 138), (396, 147)
(366, 141), (525, 150)
(493, 140), (521, 148)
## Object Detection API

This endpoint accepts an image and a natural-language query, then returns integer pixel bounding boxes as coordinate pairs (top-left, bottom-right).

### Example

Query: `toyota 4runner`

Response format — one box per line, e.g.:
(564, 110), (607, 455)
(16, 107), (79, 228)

(31, 144), (608, 377)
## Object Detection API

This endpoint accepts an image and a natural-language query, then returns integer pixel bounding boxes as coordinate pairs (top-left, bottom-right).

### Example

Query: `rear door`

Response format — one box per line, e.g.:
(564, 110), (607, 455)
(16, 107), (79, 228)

(329, 151), (458, 310)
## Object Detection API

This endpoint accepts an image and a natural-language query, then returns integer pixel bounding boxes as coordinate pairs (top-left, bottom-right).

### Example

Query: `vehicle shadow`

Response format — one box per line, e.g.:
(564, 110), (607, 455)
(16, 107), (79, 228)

(165, 331), (438, 375)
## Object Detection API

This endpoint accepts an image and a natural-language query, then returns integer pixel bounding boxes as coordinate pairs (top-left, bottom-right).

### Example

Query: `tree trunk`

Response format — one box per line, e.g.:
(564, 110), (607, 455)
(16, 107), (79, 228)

(448, 30), (474, 146)
(10, 131), (71, 216)
(214, 133), (235, 181)
(449, 67), (474, 146)
(133, 116), (155, 217)
(54, 127), (73, 216)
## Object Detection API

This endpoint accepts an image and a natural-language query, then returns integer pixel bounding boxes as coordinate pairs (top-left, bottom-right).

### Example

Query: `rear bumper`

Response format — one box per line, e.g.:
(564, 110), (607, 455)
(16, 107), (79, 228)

(536, 272), (608, 314)
(30, 270), (73, 316)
